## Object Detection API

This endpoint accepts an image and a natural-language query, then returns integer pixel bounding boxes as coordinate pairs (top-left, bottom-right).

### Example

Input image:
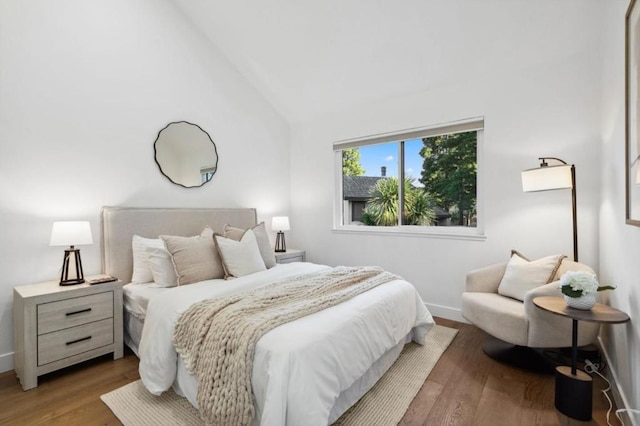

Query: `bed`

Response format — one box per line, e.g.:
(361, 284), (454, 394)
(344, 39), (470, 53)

(102, 206), (435, 426)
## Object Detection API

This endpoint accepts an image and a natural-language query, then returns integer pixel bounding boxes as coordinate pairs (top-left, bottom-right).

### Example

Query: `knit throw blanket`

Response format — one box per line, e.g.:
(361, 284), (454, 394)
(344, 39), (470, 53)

(173, 266), (399, 426)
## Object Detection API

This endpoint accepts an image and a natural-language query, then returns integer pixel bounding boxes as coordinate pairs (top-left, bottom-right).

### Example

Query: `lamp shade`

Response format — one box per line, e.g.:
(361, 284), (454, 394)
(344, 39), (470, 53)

(50, 221), (93, 247)
(521, 165), (573, 192)
(271, 216), (290, 231)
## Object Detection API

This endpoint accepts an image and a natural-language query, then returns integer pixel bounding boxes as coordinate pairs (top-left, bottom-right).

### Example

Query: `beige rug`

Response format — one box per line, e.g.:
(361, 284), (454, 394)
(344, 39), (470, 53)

(101, 324), (457, 426)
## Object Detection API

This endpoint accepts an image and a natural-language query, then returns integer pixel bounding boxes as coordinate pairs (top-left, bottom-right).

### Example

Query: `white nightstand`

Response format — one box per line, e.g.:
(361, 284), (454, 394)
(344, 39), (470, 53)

(13, 276), (123, 390)
(275, 249), (306, 264)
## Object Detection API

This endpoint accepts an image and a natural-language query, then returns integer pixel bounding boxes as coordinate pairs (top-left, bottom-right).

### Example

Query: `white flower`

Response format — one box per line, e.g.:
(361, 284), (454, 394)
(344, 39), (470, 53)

(559, 271), (599, 295)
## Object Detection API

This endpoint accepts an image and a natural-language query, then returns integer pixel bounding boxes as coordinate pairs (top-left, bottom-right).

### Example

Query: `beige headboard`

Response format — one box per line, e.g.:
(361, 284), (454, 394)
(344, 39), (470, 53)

(101, 206), (257, 283)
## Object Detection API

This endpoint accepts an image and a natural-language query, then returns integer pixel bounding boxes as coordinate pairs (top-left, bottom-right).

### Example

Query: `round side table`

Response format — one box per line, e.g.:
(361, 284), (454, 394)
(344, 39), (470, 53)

(533, 296), (629, 421)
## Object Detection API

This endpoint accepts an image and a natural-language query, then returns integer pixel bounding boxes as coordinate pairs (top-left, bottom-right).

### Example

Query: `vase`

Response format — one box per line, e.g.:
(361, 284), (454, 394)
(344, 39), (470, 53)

(564, 293), (596, 310)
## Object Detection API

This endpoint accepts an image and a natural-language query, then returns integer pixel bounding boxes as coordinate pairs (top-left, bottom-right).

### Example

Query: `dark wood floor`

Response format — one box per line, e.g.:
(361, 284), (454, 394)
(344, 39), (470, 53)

(0, 318), (616, 425)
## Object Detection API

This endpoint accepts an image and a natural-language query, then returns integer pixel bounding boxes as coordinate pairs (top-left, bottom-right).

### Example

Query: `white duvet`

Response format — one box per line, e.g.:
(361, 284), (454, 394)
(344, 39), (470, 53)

(139, 262), (434, 426)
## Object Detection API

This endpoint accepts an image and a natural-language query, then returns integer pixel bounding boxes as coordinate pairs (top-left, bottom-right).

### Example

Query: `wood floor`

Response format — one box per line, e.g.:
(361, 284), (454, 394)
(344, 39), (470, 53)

(0, 318), (616, 425)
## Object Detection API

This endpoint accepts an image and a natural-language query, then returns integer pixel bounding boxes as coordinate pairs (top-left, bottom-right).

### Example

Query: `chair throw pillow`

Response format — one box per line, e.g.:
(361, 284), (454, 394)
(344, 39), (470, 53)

(497, 250), (566, 301)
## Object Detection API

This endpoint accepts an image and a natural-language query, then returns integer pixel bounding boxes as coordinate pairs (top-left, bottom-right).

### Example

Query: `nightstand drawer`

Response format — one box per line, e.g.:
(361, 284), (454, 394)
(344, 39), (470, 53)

(277, 255), (303, 264)
(37, 292), (113, 335)
(38, 318), (114, 366)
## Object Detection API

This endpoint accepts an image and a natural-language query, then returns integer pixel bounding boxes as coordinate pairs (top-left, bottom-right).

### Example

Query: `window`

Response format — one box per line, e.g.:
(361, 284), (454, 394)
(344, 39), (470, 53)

(335, 117), (484, 237)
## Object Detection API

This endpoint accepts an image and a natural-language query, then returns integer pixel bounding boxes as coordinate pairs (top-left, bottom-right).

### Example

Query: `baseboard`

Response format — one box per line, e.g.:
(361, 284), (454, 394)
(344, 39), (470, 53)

(0, 352), (14, 374)
(597, 336), (639, 426)
(424, 302), (467, 323)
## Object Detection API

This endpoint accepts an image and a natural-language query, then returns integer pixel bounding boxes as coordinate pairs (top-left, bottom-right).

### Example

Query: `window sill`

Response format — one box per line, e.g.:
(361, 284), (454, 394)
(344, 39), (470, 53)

(332, 225), (486, 241)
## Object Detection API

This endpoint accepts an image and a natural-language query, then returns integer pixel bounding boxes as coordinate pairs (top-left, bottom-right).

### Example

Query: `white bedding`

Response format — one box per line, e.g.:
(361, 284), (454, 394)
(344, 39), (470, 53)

(139, 263), (434, 426)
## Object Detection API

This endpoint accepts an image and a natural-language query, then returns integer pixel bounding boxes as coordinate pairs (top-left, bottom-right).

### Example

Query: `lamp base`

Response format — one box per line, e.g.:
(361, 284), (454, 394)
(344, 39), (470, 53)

(60, 278), (85, 286)
(59, 247), (85, 286)
(274, 231), (286, 253)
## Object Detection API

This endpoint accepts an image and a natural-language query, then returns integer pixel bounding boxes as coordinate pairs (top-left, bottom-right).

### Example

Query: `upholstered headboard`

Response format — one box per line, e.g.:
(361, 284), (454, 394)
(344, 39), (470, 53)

(101, 206), (257, 283)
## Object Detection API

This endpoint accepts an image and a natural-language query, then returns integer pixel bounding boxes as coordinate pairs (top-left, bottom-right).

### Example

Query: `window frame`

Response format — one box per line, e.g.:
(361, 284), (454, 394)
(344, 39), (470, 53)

(333, 117), (485, 240)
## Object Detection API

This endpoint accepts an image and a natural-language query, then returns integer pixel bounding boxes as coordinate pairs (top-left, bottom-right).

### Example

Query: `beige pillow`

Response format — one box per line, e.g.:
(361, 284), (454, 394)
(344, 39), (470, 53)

(497, 250), (565, 301)
(214, 229), (267, 278)
(160, 232), (224, 285)
(223, 222), (276, 268)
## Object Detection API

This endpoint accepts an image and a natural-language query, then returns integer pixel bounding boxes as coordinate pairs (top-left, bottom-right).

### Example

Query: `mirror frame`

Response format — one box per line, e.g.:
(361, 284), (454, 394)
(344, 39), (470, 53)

(626, 0), (640, 226)
(153, 121), (219, 189)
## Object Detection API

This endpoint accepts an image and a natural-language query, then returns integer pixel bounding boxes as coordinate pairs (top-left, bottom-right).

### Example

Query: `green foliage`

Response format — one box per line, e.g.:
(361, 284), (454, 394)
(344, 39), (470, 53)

(363, 177), (435, 226)
(560, 285), (584, 298)
(342, 148), (365, 176)
(561, 284), (616, 298)
(420, 131), (477, 226)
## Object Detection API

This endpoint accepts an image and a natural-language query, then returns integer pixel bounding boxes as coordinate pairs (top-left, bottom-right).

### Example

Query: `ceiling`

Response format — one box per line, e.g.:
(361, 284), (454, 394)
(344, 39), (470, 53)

(171, 0), (598, 124)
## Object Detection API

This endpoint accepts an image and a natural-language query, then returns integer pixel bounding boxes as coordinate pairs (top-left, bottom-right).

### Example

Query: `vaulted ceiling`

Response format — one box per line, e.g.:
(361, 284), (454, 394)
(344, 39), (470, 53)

(171, 0), (600, 124)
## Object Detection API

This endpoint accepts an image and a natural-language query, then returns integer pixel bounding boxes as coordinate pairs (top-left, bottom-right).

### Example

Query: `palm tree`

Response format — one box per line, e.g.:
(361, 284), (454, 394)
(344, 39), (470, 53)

(363, 177), (435, 226)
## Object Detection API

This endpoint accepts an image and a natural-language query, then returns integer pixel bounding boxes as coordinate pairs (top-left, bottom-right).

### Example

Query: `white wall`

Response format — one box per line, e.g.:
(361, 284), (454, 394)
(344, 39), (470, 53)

(290, 3), (603, 319)
(599, 0), (640, 412)
(0, 0), (290, 371)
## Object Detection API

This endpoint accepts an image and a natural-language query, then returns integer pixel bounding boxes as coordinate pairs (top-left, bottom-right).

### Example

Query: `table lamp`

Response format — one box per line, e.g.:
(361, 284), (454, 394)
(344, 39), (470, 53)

(272, 216), (290, 253)
(50, 221), (93, 285)
(521, 157), (577, 261)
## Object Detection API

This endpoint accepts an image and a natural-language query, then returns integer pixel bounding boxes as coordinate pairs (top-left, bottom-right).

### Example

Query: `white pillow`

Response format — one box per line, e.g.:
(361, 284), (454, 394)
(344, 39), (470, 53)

(214, 229), (266, 278)
(497, 251), (565, 301)
(131, 235), (165, 283)
(146, 246), (178, 287)
(223, 222), (277, 268)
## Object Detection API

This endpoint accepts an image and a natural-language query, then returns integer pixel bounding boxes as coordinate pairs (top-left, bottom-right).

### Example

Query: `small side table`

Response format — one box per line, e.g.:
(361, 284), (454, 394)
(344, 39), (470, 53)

(533, 296), (629, 421)
(275, 249), (306, 264)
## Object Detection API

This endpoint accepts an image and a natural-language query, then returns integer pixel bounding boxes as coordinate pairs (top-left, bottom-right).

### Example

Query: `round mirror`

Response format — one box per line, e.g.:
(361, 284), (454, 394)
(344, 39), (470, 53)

(154, 121), (219, 188)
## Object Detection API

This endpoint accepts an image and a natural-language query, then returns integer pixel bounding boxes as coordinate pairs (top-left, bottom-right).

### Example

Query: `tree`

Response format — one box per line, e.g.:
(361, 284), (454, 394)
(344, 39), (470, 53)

(362, 177), (435, 226)
(419, 131), (477, 226)
(342, 148), (365, 176)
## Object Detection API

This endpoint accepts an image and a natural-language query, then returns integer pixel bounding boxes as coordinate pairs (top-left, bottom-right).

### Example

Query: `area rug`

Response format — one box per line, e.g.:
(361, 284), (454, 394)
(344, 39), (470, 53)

(101, 324), (457, 426)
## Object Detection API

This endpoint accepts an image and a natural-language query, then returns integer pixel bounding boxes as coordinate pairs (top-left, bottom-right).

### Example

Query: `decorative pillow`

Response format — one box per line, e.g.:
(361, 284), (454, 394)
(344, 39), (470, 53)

(146, 246), (178, 287)
(223, 222), (276, 268)
(214, 229), (267, 278)
(161, 233), (225, 285)
(131, 235), (166, 283)
(497, 250), (566, 301)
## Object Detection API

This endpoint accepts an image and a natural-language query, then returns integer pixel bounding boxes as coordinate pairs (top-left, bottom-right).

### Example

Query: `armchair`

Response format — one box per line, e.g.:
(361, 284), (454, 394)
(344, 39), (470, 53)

(461, 258), (600, 372)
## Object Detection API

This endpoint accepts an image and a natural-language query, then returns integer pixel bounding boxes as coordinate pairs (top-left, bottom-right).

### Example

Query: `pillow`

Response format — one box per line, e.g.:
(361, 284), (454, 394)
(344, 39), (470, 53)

(497, 250), (566, 301)
(214, 229), (267, 278)
(223, 222), (276, 268)
(161, 233), (225, 285)
(131, 235), (165, 283)
(146, 246), (177, 287)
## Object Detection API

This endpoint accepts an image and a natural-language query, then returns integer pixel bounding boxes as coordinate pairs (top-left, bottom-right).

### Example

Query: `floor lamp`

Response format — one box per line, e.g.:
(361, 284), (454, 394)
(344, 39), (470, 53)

(521, 157), (578, 262)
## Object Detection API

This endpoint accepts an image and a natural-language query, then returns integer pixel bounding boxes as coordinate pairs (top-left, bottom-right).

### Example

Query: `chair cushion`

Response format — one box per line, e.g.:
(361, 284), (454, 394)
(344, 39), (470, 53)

(497, 250), (565, 301)
(461, 292), (528, 346)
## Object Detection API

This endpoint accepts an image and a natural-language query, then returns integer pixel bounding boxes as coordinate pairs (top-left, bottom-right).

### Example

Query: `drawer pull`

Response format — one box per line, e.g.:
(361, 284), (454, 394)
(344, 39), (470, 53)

(66, 308), (92, 316)
(66, 336), (92, 345)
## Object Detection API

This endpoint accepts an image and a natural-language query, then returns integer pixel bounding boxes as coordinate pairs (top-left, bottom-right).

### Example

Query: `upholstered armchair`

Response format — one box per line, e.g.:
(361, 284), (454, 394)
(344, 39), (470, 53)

(461, 258), (601, 371)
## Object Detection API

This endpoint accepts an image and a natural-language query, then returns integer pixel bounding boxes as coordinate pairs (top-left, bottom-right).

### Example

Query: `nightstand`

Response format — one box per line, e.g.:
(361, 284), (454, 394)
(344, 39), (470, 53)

(275, 249), (306, 264)
(13, 276), (123, 390)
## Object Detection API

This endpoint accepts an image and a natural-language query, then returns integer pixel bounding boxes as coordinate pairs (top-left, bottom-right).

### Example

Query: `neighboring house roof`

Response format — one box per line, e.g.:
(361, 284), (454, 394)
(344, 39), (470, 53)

(343, 175), (452, 220)
(343, 176), (386, 201)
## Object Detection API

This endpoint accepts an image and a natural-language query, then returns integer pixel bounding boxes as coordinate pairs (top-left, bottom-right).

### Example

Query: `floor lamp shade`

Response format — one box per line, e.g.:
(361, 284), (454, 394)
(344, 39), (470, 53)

(50, 221), (93, 286)
(272, 216), (290, 253)
(521, 165), (573, 192)
(521, 158), (578, 262)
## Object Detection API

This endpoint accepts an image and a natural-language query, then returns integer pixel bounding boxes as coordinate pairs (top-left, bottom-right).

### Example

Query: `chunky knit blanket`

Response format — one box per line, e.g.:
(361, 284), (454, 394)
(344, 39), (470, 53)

(173, 266), (399, 426)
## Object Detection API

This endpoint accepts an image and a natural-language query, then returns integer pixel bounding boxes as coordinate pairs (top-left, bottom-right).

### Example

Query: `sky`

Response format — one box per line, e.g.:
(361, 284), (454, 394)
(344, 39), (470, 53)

(358, 138), (424, 182)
